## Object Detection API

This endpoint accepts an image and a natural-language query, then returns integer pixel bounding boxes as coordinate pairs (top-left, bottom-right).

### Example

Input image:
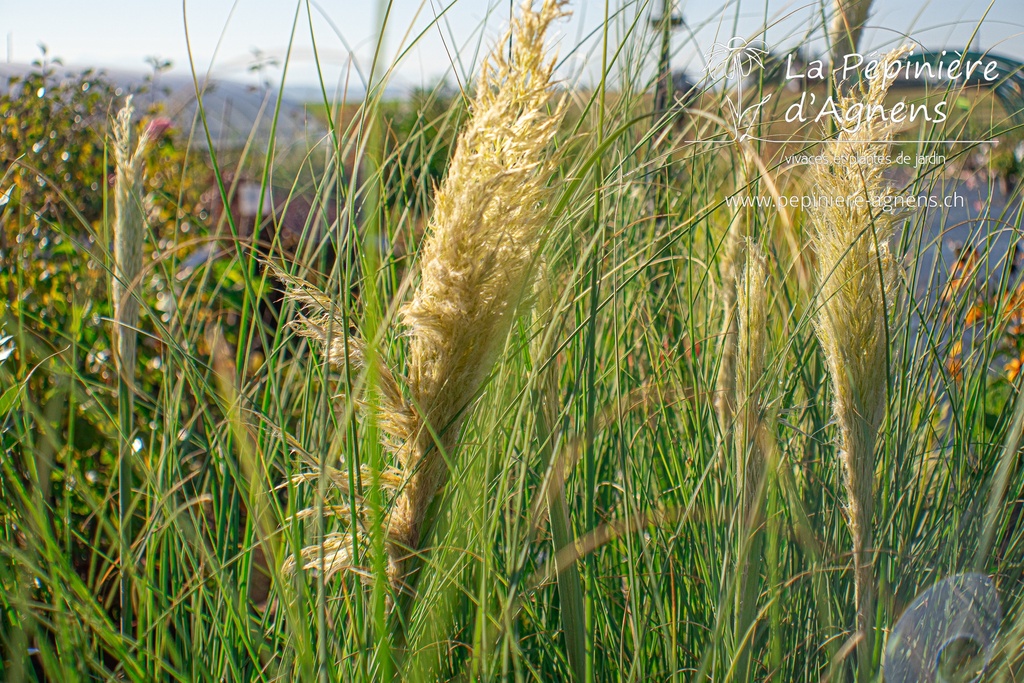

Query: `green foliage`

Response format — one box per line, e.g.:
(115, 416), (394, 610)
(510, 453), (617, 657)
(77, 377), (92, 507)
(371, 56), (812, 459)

(0, 60), (217, 653)
(381, 85), (466, 209)
(2, 9), (1024, 683)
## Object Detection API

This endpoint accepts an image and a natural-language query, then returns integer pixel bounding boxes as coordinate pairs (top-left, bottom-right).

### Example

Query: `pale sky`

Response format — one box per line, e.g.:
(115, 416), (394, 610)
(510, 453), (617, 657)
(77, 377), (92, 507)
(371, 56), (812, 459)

(2, 0), (1022, 94)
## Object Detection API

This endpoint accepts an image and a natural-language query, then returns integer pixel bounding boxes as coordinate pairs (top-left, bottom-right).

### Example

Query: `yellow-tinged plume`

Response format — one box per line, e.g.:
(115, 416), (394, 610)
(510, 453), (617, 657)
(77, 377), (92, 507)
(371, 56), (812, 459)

(810, 44), (911, 680)
(829, 0), (873, 72)
(111, 94), (149, 636)
(732, 239), (775, 680)
(735, 239), (771, 513)
(112, 96), (150, 382)
(284, 0), (568, 592)
(715, 160), (756, 433)
(384, 0), (568, 581)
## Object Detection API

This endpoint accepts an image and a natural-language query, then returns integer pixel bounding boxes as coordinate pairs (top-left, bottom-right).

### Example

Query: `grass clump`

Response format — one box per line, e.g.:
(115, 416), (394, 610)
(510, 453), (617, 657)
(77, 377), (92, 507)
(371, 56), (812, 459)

(5, 4), (1024, 682)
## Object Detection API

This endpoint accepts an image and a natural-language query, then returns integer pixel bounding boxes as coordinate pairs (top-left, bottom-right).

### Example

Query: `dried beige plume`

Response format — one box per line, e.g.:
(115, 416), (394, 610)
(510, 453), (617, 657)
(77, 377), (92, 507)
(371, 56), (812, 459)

(715, 183), (751, 431)
(732, 239), (774, 680)
(829, 0), (873, 73)
(284, 0), (568, 592)
(735, 239), (772, 516)
(111, 95), (150, 634)
(714, 223), (742, 431)
(715, 154), (760, 433)
(112, 95), (150, 382)
(810, 44), (910, 681)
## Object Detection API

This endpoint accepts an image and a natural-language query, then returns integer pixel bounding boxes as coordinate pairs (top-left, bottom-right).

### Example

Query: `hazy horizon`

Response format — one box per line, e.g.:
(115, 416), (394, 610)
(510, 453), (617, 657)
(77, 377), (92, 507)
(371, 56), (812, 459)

(3, 0), (1023, 93)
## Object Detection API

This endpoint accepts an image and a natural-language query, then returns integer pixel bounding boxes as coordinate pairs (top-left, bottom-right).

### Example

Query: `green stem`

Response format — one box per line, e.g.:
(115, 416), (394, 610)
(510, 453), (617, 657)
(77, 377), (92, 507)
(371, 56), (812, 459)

(118, 372), (134, 637)
(845, 421), (877, 683)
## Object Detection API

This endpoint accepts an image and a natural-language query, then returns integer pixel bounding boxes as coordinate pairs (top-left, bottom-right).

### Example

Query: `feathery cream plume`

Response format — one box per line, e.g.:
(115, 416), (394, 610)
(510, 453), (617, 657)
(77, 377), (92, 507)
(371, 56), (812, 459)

(716, 156), (758, 432)
(384, 0), (567, 587)
(111, 95), (150, 634)
(810, 44), (910, 680)
(112, 95), (150, 382)
(284, 0), (568, 592)
(829, 0), (873, 73)
(735, 239), (772, 516)
(732, 239), (775, 680)
(715, 226), (743, 431)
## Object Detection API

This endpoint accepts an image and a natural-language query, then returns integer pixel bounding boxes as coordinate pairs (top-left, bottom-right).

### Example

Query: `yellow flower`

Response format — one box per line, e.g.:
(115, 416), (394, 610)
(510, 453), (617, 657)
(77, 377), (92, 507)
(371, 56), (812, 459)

(965, 302), (984, 326)
(1005, 353), (1024, 382)
(947, 341), (963, 383)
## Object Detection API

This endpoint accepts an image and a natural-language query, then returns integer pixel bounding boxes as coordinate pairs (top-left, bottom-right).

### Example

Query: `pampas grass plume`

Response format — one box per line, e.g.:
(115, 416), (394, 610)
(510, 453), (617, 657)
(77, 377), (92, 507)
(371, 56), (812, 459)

(383, 0), (567, 584)
(829, 0), (873, 71)
(732, 238), (774, 679)
(811, 44), (910, 679)
(111, 94), (149, 634)
(112, 96), (150, 381)
(736, 239), (771, 512)
(285, 0), (568, 592)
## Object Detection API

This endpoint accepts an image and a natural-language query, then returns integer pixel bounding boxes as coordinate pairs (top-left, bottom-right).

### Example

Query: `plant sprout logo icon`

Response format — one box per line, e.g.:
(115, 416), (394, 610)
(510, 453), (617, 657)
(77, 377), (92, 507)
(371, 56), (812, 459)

(703, 37), (771, 140)
(704, 37), (768, 79)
